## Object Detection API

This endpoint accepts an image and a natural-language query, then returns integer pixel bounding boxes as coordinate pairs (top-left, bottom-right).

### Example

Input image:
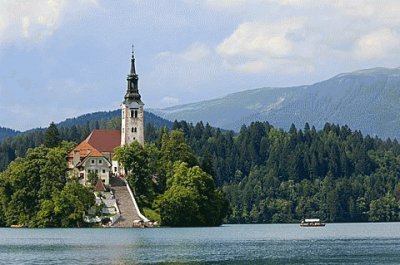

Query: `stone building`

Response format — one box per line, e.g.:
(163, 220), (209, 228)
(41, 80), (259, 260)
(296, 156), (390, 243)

(121, 49), (145, 146)
(68, 49), (144, 185)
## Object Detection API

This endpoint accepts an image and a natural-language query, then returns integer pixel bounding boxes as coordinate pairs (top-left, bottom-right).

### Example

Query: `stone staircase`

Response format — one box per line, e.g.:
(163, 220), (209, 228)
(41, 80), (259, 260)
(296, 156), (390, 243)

(110, 177), (142, 227)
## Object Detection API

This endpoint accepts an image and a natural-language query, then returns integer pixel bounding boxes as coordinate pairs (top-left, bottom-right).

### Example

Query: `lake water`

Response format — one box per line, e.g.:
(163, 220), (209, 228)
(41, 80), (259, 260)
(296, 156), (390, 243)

(1, 223), (399, 264)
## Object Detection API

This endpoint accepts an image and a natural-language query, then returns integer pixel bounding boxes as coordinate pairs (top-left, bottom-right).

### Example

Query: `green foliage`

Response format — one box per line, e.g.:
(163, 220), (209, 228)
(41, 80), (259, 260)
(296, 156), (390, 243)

(87, 172), (99, 186)
(2, 114), (400, 225)
(44, 122), (61, 148)
(172, 120), (400, 223)
(114, 141), (154, 204)
(0, 144), (95, 227)
(156, 162), (228, 227)
(160, 130), (198, 167)
(368, 193), (399, 222)
(113, 129), (228, 227)
(53, 182), (95, 227)
(142, 207), (160, 222)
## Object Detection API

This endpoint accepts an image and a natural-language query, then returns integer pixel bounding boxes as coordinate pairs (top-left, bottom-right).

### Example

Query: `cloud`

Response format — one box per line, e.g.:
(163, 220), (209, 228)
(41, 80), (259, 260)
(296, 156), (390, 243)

(211, 0), (400, 74)
(157, 43), (211, 62)
(355, 29), (400, 60)
(216, 19), (312, 73)
(181, 43), (211, 62)
(217, 20), (302, 58)
(0, 0), (97, 44)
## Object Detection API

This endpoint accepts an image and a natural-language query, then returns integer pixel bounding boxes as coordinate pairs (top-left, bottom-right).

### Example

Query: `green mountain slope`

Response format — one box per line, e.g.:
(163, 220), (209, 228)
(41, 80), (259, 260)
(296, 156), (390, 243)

(151, 67), (400, 139)
(0, 127), (20, 142)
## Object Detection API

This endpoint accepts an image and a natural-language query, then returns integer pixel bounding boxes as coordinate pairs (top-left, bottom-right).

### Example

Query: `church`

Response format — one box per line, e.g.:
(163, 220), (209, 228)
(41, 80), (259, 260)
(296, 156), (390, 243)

(67, 49), (144, 185)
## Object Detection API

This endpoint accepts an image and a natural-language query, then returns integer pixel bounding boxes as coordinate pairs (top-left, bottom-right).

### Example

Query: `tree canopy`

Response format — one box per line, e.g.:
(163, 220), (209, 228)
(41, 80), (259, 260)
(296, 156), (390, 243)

(0, 144), (94, 227)
(157, 162), (229, 226)
(44, 122), (61, 148)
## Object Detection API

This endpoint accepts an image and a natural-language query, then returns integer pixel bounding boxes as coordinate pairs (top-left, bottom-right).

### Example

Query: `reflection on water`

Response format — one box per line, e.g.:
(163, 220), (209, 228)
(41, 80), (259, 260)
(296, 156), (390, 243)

(0, 223), (400, 264)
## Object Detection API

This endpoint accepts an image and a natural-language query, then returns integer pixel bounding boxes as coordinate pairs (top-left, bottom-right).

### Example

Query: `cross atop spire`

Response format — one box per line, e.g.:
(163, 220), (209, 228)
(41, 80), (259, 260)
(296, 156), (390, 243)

(130, 44), (136, 75)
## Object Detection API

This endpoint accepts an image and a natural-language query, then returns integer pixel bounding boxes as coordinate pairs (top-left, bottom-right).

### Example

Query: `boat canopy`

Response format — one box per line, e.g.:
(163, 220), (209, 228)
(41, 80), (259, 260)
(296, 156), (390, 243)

(304, 218), (320, 222)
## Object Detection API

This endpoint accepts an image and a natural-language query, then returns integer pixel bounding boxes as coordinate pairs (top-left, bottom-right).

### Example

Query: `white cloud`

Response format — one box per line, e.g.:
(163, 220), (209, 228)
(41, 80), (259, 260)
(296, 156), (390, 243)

(217, 20), (302, 58)
(0, 0), (97, 44)
(181, 43), (211, 62)
(211, 0), (400, 74)
(216, 19), (311, 73)
(157, 43), (211, 62)
(355, 29), (400, 60)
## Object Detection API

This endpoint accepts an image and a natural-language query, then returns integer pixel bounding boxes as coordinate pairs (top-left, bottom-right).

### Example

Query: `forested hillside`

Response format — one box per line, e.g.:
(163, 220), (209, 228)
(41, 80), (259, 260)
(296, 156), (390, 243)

(0, 127), (19, 142)
(1, 110), (399, 223)
(171, 121), (400, 223)
(0, 110), (172, 171)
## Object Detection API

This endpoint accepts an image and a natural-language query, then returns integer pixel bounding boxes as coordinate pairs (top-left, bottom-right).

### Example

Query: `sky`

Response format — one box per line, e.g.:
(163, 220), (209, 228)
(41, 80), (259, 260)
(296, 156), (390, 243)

(1, 0), (400, 131)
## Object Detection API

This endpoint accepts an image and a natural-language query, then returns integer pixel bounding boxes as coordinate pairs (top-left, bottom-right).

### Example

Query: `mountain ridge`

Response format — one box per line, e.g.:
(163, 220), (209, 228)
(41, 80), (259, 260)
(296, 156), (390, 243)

(150, 67), (400, 139)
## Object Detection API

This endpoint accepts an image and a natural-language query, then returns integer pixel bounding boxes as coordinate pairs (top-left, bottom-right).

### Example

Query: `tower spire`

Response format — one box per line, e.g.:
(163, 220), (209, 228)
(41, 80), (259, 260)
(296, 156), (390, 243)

(130, 45), (136, 75)
(121, 45), (145, 147)
(125, 45), (141, 103)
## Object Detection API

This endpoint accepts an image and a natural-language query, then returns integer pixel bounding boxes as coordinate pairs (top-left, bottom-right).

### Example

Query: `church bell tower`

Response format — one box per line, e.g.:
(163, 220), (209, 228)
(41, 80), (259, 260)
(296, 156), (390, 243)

(121, 46), (144, 146)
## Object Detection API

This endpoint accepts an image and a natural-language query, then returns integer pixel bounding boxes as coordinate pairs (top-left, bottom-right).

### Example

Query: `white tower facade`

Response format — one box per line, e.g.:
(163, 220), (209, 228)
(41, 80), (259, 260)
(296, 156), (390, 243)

(121, 49), (144, 146)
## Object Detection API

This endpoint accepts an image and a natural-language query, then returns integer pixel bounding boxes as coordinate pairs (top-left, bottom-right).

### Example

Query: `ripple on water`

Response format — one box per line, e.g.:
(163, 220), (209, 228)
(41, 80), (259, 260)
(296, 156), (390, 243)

(0, 224), (400, 265)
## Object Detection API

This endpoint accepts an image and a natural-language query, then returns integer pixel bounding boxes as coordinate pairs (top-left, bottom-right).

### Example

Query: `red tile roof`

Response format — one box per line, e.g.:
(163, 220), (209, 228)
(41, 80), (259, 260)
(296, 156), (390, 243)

(67, 130), (120, 159)
(68, 141), (103, 158)
(86, 130), (121, 153)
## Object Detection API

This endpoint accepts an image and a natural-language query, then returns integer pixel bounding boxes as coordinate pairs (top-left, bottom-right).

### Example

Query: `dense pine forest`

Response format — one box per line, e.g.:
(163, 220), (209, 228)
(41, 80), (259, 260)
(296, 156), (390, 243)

(0, 127), (19, 142)
(172, 121), (400, 223)
(1, 112), (400, 223)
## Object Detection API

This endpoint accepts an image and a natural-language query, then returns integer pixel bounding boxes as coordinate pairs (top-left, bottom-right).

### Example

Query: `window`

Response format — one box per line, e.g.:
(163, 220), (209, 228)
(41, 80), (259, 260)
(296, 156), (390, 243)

(131, 128), (134, 133)
(133, 137), (136, 140)
(102, 169), (106, 174)
(134, 110), (138, 118)
(95, 169), (98, 173)
(99, 159), (102, 164)
(114, 167), (117, 172)
(134, 127), (137, 132)
(131, 110), (134, 118)
(91, 159), (95, 164)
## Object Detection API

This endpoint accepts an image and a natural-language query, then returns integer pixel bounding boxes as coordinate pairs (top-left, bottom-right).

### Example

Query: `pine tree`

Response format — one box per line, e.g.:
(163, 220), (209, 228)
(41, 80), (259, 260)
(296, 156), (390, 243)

(44, 122), (61, 148)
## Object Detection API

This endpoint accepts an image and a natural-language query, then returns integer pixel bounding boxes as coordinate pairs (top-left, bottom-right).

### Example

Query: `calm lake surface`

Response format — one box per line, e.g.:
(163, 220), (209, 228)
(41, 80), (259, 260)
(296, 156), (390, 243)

(1, 223), (399, 265)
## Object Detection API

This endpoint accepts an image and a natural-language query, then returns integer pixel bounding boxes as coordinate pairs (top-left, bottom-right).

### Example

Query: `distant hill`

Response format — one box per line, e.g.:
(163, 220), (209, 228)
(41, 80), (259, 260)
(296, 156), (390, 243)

(0, 110), (172, 171)
(1, 110), (172, 140)
(151, 67), (400, 139)
(58, 110), (172, 129)
(0, 127), (20, 142)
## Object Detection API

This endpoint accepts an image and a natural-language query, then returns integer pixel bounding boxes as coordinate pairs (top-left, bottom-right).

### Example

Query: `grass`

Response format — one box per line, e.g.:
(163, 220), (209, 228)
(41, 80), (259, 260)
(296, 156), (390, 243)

(143, 208), (161, 222)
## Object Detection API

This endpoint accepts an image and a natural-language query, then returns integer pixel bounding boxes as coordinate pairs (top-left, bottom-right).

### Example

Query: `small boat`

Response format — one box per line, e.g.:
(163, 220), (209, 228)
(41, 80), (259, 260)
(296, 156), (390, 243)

(10, 224), (24, 228)
(300, 218), (325, 227)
